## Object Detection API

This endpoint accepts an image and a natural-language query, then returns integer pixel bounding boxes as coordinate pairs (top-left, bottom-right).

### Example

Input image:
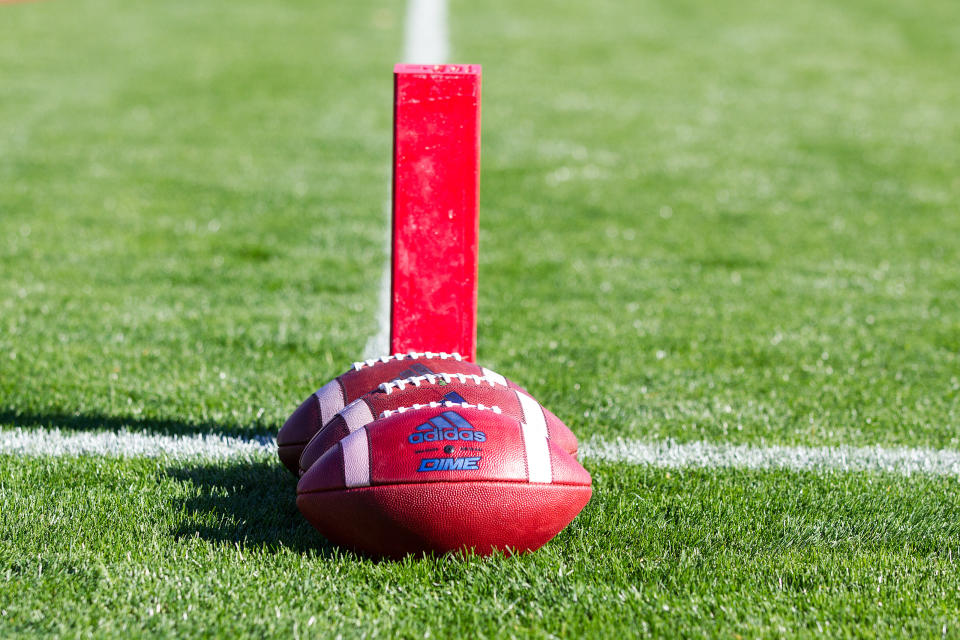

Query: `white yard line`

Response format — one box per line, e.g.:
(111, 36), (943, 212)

(403, 0), (449, 64)
(0, 428), (275, 462)
(3, 426), (960, 477)
(580, 438), (960, 477)
(362, 202), (393, 359)
(363, 0), (450, 359)
(581, 437), (960, 477)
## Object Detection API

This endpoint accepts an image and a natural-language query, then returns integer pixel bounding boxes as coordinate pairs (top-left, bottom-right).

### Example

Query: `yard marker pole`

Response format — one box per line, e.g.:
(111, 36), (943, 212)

(390, 63), (481, 362)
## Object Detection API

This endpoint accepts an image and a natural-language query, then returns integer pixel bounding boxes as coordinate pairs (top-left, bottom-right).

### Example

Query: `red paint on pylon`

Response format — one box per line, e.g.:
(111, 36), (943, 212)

(390, 64), (481, 362)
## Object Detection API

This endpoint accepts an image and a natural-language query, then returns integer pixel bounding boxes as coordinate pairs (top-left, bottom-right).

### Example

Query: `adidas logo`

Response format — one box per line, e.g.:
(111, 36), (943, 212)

(407, 411), (487, 443)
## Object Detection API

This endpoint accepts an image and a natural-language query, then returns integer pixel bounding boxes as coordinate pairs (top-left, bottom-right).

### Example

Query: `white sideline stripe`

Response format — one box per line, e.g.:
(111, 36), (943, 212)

(580, 437), (960, 477)
(6, 428), (959, 478)
(364, 0), (449, 359)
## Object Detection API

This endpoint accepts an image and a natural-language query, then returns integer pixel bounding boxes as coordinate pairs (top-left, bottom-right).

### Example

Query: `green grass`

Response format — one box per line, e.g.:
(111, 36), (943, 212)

(2, 0), (960, 636)
(5, 459), (960, 637)
(0, 0), (401, 432)
(461, 0), (960, 449)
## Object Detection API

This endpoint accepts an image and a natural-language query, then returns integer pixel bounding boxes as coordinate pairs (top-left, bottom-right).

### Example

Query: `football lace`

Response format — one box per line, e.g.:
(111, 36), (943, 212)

(378, 373), (502, 394)
(352, 351), (463, 371)
(379, 401), (503, 419)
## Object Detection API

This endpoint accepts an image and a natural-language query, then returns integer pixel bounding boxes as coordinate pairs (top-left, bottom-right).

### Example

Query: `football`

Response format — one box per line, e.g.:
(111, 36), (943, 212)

(277, 352), (524, 475)
(296, 403), (592, 558)
(297, 373), (579, 475)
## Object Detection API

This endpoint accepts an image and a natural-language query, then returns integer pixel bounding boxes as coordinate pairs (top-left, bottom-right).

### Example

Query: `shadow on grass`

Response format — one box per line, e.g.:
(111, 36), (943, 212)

(0, 408), (275, 439)
(165, 460), (344, 556)
(165, 461), (432, 563)
(0, 408), (369, 558)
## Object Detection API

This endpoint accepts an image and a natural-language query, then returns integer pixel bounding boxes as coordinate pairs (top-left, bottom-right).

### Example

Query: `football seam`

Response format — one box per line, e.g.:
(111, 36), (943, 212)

(517, 419), (531, 481)
(297, 476), (591, 496)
